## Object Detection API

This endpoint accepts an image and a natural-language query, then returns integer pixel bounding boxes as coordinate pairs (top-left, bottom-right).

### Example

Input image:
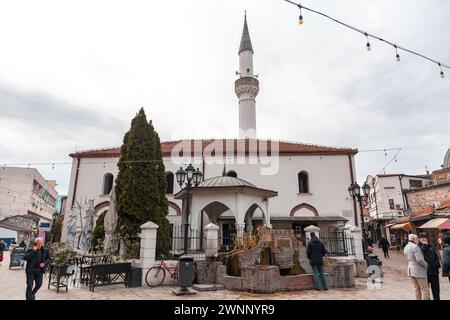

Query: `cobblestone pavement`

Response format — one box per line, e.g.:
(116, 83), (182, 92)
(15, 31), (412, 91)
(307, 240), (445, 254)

(1, 248), (448, 300)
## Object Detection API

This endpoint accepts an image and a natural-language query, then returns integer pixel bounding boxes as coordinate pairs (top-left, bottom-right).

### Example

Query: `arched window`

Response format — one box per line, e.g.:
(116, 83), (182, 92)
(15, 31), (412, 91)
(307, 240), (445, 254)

(298, 171), (309, 193)
(226, 170), (237, 178)
(103, 173), (114, 195)
(166, 172), (174, 194)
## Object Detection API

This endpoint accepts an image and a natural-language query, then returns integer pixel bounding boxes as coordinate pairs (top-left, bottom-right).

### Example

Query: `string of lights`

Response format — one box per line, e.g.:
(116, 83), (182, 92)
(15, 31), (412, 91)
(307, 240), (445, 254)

(0, 142), (447, 168)
(283, 0), (450, 78)
(377, 148), (402, 174)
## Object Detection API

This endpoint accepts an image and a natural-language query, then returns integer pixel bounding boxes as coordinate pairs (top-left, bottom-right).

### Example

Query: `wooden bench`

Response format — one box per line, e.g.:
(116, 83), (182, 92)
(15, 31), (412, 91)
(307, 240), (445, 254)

(89, 262), (131, 292)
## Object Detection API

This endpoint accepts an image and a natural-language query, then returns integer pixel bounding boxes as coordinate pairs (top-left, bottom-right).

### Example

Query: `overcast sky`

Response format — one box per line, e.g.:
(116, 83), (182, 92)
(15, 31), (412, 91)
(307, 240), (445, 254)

(0, 0), (449, 195)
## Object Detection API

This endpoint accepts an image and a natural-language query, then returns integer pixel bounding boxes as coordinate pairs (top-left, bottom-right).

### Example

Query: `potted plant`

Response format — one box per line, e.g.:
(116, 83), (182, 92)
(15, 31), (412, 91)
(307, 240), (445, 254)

(48, 242), (77, 276)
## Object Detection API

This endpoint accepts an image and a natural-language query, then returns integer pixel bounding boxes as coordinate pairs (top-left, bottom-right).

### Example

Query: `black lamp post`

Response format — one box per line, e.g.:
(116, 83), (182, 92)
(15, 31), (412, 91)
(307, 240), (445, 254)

(348, 182), (371, 258)
(176, 164), (203, 254)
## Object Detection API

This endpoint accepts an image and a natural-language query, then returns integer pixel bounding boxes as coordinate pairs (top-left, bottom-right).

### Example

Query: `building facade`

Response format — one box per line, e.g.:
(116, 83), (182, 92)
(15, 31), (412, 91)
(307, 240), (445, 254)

(386, 149), (450, 248)
(364, 173), (432, 241)
(0, 167), (57, 243)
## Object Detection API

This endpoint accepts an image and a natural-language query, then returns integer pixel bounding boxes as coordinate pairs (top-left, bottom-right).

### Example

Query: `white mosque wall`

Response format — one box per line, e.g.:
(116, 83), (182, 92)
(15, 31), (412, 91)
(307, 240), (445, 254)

(62, 152), (356, 242)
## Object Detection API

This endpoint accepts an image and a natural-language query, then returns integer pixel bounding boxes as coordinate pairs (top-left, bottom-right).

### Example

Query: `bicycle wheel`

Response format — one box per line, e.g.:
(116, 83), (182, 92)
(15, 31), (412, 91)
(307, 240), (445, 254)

(145, 266), (166, 287)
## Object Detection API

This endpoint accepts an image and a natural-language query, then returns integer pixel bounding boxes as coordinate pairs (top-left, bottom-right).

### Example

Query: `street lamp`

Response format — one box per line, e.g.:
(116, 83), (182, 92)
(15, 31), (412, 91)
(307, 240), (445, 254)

(348, 182), (371, 258)
(176, 164), (203, 254)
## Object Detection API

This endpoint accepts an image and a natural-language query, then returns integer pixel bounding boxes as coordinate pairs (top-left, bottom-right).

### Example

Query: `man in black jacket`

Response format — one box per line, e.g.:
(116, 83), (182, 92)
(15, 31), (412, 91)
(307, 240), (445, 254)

(307, 232), (329, 291)
(379, 237), (390, 258)
(419, 233), (441, 300)
(23, 237), (50, 300)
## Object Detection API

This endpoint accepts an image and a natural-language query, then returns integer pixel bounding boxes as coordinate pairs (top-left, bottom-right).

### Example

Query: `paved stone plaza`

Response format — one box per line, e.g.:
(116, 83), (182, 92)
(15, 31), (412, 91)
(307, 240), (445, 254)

(1, 248), (448, 300)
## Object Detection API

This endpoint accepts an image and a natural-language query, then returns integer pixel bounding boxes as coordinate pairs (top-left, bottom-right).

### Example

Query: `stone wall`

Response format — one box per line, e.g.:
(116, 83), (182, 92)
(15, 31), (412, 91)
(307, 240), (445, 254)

(195, 261), (222, 284)
(432, 168), (450, 184)
(407, 183), (450, 211)
(297, 244), (313, 274)
(216, 264), (336, 292)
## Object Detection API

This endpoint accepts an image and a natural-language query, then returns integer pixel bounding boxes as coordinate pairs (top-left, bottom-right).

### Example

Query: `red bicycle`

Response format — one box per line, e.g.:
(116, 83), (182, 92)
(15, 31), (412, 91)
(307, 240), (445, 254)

(145, 255), (197, 287)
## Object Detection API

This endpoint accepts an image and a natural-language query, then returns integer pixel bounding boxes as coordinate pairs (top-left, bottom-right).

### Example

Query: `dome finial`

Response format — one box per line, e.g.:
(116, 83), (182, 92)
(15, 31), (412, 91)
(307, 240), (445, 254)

(222, 164), (227, 176)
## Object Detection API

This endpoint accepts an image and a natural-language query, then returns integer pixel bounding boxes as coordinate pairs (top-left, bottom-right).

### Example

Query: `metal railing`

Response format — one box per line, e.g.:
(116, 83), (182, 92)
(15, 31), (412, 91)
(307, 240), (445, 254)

(319, 228), (355, 256)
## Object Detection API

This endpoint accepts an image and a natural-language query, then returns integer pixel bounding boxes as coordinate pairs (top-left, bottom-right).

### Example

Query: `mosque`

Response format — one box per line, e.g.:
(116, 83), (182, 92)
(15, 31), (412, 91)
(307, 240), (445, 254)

(61, 15), (359, 246)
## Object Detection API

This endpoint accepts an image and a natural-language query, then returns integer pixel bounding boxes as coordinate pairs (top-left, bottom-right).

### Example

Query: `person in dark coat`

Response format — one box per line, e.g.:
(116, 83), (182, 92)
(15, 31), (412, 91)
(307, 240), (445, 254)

(0, 240), (5, 265)
(366, 237), (375, 247)
(442, 234), (450, 284)
(307, 232), (329, 291)
(419, 233), (441, 300)
(23, 237), (50, 300)
(19, 240), (26, 249)
(379, 237), (390, 258)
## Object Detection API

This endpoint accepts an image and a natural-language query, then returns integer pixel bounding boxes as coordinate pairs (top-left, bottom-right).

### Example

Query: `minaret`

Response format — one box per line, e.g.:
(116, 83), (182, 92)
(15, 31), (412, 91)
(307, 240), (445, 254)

(235, 13), (259, 139)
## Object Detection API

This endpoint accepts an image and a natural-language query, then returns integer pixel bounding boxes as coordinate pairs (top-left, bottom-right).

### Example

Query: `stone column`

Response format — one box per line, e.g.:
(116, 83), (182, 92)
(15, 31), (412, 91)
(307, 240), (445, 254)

(236, 223), (245, 240)
(343, 224), (353, 240)
(140, 221), (158, 285)
(245, 213), (254, 234)
(204, 223), (219, 257)
(188, 225), (199, 250)
(351, 226), (364, 261)
(304, 225), (320, 242)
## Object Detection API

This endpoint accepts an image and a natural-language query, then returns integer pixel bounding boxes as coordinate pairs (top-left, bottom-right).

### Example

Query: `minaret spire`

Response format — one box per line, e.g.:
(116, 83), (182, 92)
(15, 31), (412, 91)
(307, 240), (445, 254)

(239, 11), (253, 54)
(235, 12), (259, 139)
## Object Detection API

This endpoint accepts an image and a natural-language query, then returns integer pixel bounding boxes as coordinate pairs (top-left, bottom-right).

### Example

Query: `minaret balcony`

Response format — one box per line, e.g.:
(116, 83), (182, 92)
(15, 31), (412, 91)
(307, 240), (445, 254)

(235, 77), (259, 97)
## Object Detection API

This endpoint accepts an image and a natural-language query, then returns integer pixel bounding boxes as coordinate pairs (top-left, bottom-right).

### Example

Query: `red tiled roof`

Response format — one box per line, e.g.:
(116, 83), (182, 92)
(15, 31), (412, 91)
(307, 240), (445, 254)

(69, 139), (357, 158)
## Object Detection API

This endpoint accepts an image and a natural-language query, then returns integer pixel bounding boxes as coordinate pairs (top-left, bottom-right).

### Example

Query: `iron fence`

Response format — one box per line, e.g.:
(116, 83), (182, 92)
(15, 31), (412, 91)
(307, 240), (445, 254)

(319, 227), (355, 256)
(218, 228), (236, 252)
(168, 225), (205, 260)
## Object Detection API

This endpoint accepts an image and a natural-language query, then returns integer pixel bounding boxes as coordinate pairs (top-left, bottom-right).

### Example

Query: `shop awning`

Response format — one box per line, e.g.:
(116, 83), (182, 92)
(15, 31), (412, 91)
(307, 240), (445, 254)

(383, 223), (396, 229)
(418, 218), (450, 229)
(390, 222), (413, 231)
(439, 219), (450, 229)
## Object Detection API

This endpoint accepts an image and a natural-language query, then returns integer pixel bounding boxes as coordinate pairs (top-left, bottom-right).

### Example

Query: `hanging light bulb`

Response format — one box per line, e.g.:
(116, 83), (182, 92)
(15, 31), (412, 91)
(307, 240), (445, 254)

(298, 6), (304, 25)
(394, 45), (400, 62)
(365, 33), (371, 51)
(439, 63), (445, 78)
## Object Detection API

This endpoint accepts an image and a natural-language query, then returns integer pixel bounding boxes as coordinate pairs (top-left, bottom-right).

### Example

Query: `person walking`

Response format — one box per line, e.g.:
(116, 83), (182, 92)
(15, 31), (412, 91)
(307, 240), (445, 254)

(23, 237), (50, 300)
(0, 240), (5, 265)
(379, 237), (390, 258)
(307, 232), (329, 291)
(19, 240), (26, 249)
(443, 234), (450, 284)
(404, 233), (429, 300)
(418, 233), (441, 300)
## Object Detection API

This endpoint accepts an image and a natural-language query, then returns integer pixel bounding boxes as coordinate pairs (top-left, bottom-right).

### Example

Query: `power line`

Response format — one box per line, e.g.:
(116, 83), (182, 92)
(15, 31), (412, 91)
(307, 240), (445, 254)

(284, 0), (449, 77)
(378, 148), (402, 174)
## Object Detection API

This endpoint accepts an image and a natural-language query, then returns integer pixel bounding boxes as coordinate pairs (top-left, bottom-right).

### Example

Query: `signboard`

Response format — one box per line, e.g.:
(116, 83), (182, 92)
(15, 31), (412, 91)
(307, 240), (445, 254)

(39, 222), (51, 232)
(9, 247), (25, 269)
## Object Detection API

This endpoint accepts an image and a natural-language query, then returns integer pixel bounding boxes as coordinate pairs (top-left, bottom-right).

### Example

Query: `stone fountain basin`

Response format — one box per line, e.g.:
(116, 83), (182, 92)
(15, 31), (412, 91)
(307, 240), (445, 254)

(216, 264), (334, 294)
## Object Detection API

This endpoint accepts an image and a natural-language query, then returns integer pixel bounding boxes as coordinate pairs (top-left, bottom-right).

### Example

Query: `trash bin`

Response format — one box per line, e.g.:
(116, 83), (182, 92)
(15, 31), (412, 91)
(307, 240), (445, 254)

(128, 267), (142, 288)
(178, 256), (194, 288)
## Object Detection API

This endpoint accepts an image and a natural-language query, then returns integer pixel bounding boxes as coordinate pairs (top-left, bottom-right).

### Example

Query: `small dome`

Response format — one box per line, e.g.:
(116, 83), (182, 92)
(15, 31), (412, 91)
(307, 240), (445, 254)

(444, 148), (450, 169)
(198, 176), (256, 188)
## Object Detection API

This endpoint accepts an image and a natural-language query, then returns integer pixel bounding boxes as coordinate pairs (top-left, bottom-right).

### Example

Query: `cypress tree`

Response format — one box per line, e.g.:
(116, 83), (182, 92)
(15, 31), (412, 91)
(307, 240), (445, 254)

(150, 121), (171, 256)
(116, 108), (171, 257)
(91, 210), (107, 252)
